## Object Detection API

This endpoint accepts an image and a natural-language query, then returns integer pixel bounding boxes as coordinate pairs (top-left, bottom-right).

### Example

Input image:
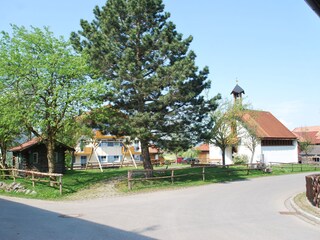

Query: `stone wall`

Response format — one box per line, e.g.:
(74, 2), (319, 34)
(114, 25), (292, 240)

(306, 174), (320, 208)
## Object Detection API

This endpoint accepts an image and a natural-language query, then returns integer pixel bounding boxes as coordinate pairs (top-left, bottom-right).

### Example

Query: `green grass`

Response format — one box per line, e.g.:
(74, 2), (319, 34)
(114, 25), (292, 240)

(0, 163), (319, 200)
(0, 168), (129, 200)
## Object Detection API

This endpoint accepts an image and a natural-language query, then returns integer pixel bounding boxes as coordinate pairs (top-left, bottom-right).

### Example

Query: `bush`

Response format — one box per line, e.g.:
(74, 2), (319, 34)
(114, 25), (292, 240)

(232, 154), (249, 165)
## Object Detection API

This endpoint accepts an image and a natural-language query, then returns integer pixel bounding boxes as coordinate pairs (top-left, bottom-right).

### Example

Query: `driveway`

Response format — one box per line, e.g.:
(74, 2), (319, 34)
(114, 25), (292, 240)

(1, 173), (320, 240)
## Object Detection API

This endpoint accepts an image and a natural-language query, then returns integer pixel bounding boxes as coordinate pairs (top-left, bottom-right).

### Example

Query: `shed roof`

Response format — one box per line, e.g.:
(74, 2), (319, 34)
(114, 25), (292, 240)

(10, 138), (74, 152)
(195, 143), (209, 152)
(242, 110), (296, 139)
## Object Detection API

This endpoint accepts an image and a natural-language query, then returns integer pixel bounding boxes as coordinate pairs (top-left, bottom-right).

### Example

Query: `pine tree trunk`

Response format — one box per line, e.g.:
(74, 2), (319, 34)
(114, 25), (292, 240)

(141, 140), (153, 171)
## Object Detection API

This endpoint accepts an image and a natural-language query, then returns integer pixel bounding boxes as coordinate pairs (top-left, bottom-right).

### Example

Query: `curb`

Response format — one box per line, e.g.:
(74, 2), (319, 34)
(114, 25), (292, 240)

(290, 196), (320, 225)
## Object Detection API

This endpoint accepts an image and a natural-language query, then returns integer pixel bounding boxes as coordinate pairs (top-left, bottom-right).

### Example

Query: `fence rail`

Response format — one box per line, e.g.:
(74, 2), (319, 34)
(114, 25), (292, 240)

(127, 164), (264, 190)
(0, 169), (63, 195)
(127, 163), (320, 190)
(269, 162), (320, 172)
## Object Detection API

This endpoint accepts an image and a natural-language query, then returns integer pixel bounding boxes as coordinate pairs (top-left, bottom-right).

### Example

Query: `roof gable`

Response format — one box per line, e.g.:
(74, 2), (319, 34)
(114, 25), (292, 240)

(242, 110), (296, 139)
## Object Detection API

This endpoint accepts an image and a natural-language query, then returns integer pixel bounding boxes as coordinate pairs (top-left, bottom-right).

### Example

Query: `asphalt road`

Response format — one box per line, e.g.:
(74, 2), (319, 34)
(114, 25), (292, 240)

(1, 173), (320, 240)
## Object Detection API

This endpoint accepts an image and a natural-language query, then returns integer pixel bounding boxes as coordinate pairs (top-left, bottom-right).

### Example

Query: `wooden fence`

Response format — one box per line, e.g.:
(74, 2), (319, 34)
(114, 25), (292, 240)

(127, 164), (263, 190)
(269, 162), (320, 172)
(127, 163), (320, 190)
(0, 169), (63, 195)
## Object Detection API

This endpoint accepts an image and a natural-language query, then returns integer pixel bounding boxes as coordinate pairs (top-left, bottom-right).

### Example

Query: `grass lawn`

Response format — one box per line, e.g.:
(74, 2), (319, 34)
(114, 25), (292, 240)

(0, 163), (319, 200)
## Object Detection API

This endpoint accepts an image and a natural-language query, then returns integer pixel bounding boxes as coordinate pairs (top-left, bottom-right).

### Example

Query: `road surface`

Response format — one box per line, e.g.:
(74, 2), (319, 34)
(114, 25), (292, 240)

(1, 172), (319, 239)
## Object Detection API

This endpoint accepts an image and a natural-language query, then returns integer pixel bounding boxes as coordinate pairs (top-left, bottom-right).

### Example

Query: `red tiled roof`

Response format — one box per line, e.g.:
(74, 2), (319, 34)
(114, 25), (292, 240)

(195, 143), (209, 152)
(292, 126), (320, 144)
(242, 110), (296, 139)
(149, 146), (161, 154)
(9, 138), (41, 152)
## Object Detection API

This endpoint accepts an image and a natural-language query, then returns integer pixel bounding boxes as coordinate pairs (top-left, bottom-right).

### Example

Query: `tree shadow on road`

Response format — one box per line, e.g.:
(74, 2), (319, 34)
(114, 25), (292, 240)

(0, 197), (155, 240)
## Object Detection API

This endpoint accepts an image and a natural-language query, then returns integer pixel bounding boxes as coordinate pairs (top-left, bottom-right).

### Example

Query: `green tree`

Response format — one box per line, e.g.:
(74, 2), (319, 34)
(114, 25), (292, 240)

(209, 100), (243, 166)
(239, 117), (259, 165)
(71, 0), (219, 170)
(297, 127), (313, 162)
(0, 25), (100, 173)
(0, 94), (25, 168)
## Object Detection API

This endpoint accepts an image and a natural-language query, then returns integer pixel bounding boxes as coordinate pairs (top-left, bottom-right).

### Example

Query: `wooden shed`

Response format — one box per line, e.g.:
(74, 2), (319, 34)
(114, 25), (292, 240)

(9, 138), (74, 173)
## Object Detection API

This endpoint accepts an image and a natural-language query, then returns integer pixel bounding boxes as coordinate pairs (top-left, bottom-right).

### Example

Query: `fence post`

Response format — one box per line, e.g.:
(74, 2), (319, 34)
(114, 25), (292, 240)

(32, 172), (35, 188)
(59, 175), (62, 195)
(292, 163), (294, 172)
(12, 169), (16, 182)
(128, 171), (132, 190)
(202, 167), (205, 181)
(171, 170), (174, 184)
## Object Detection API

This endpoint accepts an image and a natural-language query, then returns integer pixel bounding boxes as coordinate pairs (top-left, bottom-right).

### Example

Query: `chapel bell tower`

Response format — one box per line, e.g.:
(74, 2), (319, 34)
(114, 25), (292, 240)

(230, 82), (245, 104)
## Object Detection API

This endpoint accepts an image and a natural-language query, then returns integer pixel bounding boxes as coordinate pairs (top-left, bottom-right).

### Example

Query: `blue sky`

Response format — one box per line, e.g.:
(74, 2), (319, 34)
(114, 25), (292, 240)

(1, 0), (319, 130)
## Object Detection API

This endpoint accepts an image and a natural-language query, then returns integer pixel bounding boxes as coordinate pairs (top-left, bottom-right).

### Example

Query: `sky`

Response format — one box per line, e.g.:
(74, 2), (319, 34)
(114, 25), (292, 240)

(1, 0), (320, 130)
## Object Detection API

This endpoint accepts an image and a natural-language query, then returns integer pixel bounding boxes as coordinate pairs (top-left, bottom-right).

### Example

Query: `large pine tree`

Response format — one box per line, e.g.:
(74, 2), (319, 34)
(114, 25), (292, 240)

(71, 0), (219, 170)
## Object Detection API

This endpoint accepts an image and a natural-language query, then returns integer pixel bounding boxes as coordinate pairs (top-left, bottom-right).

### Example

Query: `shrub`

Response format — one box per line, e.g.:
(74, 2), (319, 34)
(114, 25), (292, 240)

(232, 154), (249, 165)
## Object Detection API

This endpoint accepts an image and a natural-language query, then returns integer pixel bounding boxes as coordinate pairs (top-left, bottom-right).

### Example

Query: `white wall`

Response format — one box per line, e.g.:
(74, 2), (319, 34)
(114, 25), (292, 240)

(209, 124), (299, 165)
(209, 145), (233, 164)
(261, 141), (298, 164)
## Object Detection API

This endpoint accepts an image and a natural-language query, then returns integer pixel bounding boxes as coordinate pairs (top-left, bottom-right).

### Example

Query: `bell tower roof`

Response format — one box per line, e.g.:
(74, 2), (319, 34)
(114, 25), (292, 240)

(231, 83), (245, 103)
(230, 84), (245, 95)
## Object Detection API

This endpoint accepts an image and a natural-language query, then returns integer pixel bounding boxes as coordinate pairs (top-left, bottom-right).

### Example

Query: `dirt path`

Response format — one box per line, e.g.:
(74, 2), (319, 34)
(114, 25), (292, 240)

(64, 179), (125, 200)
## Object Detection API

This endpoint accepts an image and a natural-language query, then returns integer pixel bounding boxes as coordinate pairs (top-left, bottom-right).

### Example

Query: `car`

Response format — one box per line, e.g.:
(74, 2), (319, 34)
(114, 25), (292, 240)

(182, 157), (199, 164)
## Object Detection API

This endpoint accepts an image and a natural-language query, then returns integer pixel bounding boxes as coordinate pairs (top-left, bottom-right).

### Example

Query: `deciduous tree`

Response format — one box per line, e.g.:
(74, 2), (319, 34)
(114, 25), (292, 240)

(0, 25), (100, 173)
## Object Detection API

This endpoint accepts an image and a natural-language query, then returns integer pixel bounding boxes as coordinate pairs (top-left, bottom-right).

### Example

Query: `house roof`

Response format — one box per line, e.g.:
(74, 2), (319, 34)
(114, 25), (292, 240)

(195, 143), (209, 152)
(242, 110), (296, 139)
(10, 138), (74, 152)
(292, 126), (320, 144)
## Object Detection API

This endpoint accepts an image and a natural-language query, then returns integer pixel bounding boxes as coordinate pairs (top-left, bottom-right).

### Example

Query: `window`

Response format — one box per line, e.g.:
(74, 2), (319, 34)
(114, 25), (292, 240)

(261, 140), (293, 146)
(98, 156), (107, 162)
(99, 140), (108, 147)
(107, 155), (121, 162)
(99, 141), (121, 147)
(32, 152), (38, 164)
(80, 156), (87, 166)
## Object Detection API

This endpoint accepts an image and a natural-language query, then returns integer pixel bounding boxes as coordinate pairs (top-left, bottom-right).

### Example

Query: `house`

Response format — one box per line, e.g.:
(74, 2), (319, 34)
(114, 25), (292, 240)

(74, 131), (138, 168)
(74, 130), (164, 167)
(209, 84), (298, 165)
(149, 145), (165, 165)
(292, 126), (320, 162)
(194, 143), (210, 163)
(9, 138), (74, 173)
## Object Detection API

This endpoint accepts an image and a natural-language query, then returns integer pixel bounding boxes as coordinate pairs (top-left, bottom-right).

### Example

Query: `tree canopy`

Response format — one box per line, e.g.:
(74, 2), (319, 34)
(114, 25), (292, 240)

(71, 0), (220, 170)
(0, 25), (101, 173)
